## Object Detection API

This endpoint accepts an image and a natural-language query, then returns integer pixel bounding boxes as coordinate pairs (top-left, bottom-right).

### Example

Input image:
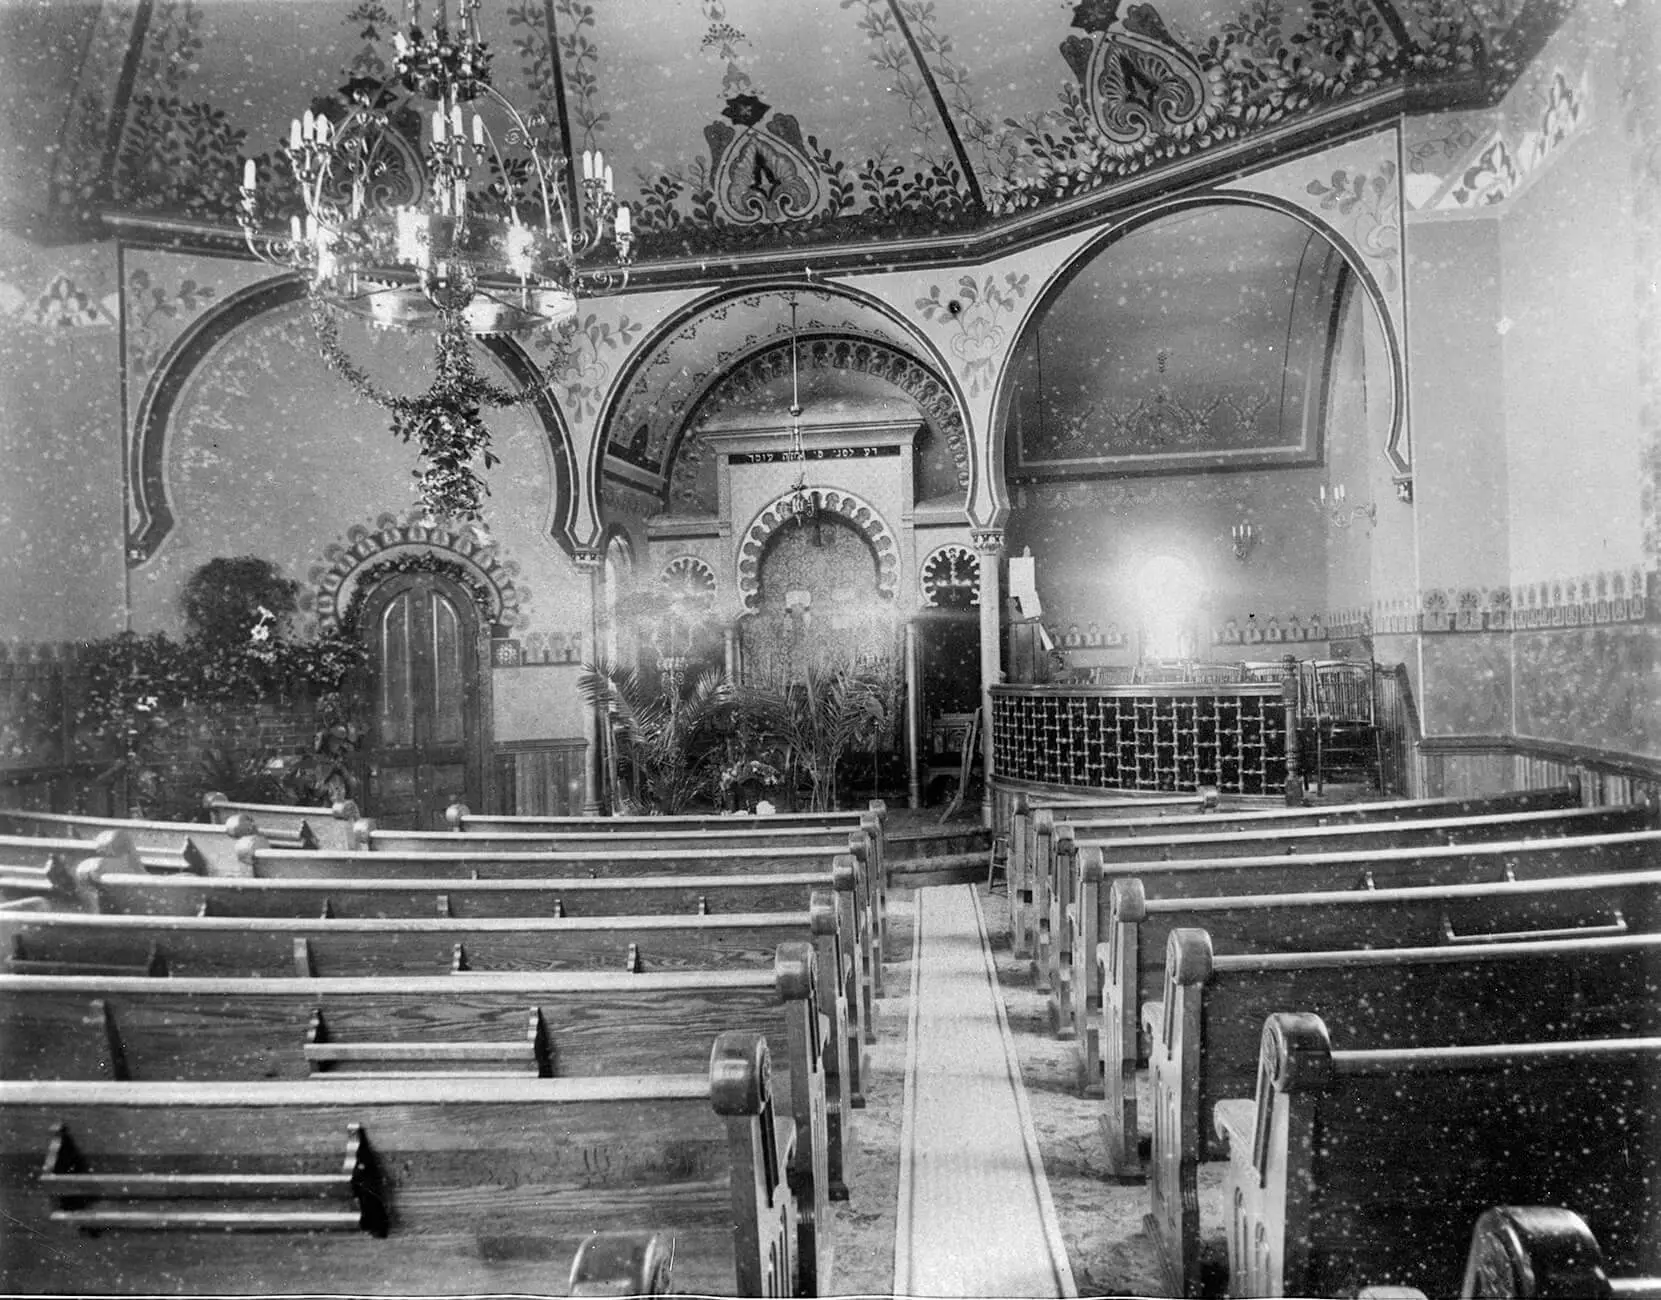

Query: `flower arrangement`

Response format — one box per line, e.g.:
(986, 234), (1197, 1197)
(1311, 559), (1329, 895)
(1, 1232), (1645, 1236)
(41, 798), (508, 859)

(77, 557), (369, 817)
(718, 758), (782, 793)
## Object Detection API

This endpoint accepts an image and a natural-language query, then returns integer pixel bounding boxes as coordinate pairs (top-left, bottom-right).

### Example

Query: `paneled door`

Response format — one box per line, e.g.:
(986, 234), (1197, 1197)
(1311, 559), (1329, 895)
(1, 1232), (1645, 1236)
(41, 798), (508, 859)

(360, 572), (485, 829)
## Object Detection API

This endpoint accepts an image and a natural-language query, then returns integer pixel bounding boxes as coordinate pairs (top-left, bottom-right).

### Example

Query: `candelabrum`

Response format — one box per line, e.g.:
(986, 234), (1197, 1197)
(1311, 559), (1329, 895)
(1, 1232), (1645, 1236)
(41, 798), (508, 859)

(1314, 483), (1377, 529)
(235, 0), (632, 338)
(1230, 521), (1260, 562)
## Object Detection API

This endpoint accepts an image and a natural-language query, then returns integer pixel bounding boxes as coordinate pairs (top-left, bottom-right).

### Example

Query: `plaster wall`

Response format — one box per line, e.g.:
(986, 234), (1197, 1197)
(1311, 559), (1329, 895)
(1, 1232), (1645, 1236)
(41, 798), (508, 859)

(0, 234), (125, 643)
(1499, 6), (1646, 584)
(123, 288), (592, 745)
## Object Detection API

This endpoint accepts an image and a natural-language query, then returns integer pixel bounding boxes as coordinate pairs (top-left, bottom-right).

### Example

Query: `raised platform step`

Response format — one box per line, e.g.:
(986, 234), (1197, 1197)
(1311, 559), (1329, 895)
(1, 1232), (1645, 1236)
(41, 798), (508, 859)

(889, 852), (990, 887)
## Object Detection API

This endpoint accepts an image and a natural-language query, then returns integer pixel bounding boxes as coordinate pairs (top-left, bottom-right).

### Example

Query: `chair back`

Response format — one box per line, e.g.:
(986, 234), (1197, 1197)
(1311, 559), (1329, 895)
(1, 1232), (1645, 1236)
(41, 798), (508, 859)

(1312, 659), (1376, 724)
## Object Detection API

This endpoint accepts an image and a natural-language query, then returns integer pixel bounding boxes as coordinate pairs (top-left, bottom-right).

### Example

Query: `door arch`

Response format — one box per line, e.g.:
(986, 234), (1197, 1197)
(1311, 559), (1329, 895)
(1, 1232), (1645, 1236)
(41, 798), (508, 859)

(358, 570), (489, 829)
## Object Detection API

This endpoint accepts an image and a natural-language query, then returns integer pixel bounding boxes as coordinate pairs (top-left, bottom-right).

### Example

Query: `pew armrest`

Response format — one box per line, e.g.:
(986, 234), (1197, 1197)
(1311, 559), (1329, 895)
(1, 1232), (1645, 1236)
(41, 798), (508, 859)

(39, 1122), (387, 1235)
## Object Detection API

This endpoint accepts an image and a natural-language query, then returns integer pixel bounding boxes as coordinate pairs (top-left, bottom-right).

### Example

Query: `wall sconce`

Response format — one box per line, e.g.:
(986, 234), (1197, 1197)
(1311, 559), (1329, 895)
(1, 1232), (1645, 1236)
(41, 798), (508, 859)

(1230, 521), (1260, 563)
(1314, 482), (1377, 529)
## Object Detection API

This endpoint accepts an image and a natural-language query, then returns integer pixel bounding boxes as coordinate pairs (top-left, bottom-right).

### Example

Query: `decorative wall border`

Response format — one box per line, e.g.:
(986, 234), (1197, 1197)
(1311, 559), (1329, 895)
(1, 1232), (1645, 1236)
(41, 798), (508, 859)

(304, 511), (526, 636)
(735, 488), (900, 613)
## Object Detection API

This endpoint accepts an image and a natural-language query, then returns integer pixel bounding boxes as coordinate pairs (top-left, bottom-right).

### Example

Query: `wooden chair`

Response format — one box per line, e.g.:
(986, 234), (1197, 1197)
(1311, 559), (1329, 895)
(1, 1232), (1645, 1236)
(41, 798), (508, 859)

(1132, 659), (1190, 684)
(936, 708), (981, 823)
(1308, 657), (1383, 792)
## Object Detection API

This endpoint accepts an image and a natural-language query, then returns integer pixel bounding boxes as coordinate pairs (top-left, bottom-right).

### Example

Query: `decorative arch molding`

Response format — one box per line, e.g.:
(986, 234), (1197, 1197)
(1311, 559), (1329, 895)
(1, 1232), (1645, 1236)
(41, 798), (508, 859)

(985, 189), (1406, 526)
(736, 489), (900, 613)
(668, 333), (970, 509)
(127, 275), (581, 565)
(590, 279), (973, 516)
(305, 511), (527, 635)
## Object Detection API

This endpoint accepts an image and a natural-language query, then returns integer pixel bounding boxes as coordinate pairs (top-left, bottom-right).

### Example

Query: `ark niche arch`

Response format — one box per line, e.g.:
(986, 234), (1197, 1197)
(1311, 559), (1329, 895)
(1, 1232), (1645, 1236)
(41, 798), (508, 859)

(661, 334), (972, 516)
(126, 275), (583, 565)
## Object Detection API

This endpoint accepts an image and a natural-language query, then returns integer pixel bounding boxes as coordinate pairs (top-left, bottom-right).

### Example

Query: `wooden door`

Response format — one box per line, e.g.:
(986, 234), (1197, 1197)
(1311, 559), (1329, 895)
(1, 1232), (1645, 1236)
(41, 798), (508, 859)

(361, 572), (484, 829)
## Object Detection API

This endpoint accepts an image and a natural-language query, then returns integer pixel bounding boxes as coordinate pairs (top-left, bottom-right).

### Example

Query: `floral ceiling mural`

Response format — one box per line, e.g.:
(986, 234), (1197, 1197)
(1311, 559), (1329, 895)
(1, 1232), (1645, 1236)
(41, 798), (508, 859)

(33, 0), (1567, 258)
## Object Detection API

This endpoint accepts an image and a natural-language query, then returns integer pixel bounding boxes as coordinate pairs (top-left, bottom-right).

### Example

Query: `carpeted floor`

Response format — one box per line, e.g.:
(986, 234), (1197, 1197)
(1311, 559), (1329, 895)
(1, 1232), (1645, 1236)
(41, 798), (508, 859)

(825, 882), (1192, 1299)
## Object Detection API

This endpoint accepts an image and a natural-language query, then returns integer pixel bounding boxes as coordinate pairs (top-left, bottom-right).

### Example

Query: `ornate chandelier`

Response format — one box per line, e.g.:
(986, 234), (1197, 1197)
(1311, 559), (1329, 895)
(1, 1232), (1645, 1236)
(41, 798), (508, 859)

(233, 0), (635, 522)
(236, 0), (632, 337)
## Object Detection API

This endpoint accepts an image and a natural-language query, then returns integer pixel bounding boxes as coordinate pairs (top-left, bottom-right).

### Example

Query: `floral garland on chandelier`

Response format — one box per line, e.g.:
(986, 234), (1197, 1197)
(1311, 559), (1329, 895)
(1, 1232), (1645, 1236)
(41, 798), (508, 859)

(309, 296), (561, 521)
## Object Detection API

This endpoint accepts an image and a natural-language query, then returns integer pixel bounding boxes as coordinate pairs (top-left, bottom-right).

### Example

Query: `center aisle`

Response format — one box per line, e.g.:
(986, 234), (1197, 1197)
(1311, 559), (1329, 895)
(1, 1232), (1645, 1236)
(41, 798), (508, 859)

(893, 884), (1078, 1299)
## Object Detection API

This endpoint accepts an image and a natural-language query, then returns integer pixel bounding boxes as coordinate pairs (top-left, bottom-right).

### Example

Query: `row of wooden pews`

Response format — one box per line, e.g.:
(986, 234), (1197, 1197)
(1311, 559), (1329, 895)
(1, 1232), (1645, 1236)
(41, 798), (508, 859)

(0, 795), (893, 1295)
(1012, 779), (1661, 1298)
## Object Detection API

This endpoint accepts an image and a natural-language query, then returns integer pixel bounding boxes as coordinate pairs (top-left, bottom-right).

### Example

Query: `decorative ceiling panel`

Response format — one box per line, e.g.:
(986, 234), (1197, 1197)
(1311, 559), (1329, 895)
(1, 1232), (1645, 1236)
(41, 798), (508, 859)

(9, 0), (1564, 255)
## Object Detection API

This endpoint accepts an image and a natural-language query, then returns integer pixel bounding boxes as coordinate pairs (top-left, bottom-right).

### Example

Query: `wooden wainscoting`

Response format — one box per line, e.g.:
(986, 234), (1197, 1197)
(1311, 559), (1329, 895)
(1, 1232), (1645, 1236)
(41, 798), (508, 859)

(492, 739), (588, 816)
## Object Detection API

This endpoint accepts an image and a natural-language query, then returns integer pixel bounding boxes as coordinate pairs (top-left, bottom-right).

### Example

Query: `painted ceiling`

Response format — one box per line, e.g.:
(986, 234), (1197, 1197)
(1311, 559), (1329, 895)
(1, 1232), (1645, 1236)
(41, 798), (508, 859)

(2, 0), (1564, 256)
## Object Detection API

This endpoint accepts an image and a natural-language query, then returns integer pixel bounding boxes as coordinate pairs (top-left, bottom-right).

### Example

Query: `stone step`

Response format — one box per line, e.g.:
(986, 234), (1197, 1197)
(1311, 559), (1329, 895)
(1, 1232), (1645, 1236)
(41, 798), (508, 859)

(889, 850), (991, 888)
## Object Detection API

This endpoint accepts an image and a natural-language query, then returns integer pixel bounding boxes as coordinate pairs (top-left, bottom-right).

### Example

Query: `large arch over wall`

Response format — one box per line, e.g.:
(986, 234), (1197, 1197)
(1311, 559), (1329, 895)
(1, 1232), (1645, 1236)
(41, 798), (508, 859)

(982, 191), (1406, 531)
(127, 275), (582, 564)
(588, 279), (975, 532)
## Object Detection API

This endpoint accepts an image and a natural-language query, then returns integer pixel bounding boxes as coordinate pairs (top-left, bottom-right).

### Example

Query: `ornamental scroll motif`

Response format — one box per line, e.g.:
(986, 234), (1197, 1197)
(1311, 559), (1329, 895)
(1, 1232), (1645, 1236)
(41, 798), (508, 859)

(704, 93), (826, 225)
(1060, 3), (1220, 160)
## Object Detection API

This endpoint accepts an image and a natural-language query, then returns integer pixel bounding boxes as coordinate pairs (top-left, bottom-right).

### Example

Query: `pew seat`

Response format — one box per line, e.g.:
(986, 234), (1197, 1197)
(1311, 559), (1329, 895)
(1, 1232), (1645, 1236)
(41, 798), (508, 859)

(0, 1032), (800, 1296)
(1, 810), (289, 873)
(1215, 1017), (1661, 1299)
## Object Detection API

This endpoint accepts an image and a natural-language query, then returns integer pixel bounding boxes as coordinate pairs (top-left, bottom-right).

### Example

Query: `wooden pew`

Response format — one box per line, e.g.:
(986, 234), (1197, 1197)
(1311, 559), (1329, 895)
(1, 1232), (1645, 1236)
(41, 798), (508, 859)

(371, 810), (894, 992)
(0, 941), (839, 1288)
(0, 1031), (801, 1296)
(1459, 1206), (1661, 1300)
(233, 837), (882, 1049)
(0, 830), (143, 902)
(1019, 781), (1585, 971)
(446, 799), (893, 979)
(1057, 804), (1656, 1047)
(1215, 1017), (1661, 1300)
(1148, 930), (1661, 1297)
(73, 853), (873, 1088)
(1009, 789), (1226, 958)
(0, 898), (871, 1110)
(1101, 866), (1661, 1172)
(0, 810), (261, 875)
(441, 796), (883, 943)
(202, 791), (354, 851)
(1065, 824), (1660, 1057)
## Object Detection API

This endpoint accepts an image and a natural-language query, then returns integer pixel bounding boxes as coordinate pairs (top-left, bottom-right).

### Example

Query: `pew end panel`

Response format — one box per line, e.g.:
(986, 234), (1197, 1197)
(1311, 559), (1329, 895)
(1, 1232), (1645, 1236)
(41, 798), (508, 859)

(1460, 1205), (1661, 1300)
(568, 1230), (677, 1297)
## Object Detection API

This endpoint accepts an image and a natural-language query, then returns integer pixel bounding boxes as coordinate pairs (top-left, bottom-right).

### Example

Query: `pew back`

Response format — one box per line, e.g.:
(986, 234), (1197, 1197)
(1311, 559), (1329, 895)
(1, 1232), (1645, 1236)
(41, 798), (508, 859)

(1219, 1019), (1661, 1299)
(0, 1033), (798, 1297)
(1057, 807), (1657, 1050)
(202, 792), (353, 851)
(1150, 931), (1661, 1297)
(1097, 867), (1661, 1175)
